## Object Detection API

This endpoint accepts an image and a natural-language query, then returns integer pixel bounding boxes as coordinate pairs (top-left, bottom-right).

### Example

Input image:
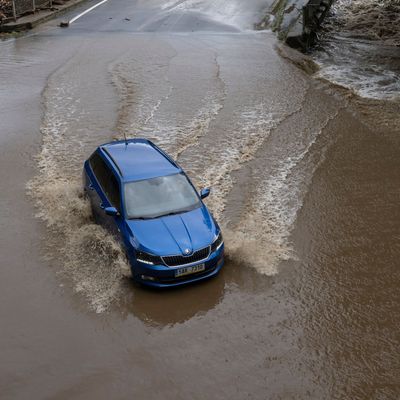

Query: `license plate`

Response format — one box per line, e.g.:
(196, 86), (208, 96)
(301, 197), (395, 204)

(175, 263), (205, 278)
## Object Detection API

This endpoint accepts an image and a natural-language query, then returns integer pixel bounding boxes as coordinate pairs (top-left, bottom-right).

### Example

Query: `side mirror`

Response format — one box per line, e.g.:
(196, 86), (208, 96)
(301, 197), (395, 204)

(105, 206), (119, 216)
(200, 187), (211, 200)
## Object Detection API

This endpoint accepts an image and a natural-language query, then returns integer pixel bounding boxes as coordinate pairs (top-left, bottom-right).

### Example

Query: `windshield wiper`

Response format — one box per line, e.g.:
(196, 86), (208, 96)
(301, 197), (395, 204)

(130, 206), (199, 220)
(130, 216), (157, 220)
(157, 207), (196, 218)
(159, 211), (182, 217)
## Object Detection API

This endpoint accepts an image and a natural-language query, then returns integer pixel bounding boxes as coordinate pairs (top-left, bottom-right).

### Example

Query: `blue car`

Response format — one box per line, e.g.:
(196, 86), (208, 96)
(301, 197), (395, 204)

(83, 138), (224, 287)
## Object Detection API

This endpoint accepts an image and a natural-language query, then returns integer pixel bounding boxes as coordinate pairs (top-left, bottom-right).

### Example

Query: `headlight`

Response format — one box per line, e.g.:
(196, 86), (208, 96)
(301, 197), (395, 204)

(211, 232), (224, 253)
(136, 250), (161, 265)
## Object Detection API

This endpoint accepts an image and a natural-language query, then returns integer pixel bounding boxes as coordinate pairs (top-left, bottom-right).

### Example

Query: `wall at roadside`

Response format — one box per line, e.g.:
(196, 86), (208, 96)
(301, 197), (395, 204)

(0, 0), (86, 31)
(257, 0), (334, 50)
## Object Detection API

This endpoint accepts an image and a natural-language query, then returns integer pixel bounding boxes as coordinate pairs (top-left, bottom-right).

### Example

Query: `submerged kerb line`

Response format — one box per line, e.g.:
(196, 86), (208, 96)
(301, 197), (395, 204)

(69, 0), (109, 24)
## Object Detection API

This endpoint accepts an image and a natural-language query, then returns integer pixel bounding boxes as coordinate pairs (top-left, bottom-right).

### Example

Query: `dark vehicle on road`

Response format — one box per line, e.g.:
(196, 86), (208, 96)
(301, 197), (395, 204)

(83, 138), (224, 287)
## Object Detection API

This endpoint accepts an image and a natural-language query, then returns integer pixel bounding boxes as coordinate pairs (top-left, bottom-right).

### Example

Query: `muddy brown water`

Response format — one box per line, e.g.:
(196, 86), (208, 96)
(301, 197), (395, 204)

(0, 0), (399, 398)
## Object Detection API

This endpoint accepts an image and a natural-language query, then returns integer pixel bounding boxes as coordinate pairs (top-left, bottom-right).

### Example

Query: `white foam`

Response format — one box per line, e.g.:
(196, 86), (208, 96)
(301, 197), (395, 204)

(200, 104), (279, 221)
(316, 62), (400, 100)
(314, 0), (400, 100)
(236, 107), (342, 275)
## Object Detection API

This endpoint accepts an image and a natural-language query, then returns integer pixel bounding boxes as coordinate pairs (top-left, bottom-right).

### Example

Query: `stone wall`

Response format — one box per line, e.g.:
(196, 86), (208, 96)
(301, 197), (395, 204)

(257, 0), (334, 50)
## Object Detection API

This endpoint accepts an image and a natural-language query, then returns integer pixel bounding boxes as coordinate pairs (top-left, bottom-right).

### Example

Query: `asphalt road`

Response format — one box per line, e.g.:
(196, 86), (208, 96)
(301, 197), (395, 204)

(1, 1), (399, 399)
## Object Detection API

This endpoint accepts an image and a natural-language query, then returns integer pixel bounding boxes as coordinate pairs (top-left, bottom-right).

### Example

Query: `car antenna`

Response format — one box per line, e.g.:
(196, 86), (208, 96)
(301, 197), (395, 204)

(123, 131), (129, 147)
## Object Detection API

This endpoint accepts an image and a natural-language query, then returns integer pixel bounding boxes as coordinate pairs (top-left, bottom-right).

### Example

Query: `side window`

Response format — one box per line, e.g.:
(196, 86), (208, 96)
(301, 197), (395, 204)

(90, 153), (108, 189)
(107, 174), (120, 210)
(89, 153), (121, 211)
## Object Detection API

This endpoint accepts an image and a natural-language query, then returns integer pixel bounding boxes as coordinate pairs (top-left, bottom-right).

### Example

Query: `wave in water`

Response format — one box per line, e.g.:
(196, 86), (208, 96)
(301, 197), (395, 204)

(314, 0), (400, 100)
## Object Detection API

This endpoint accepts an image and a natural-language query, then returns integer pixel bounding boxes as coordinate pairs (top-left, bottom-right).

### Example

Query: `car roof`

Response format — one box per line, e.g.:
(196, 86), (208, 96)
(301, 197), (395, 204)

(98, 138), (182, 182)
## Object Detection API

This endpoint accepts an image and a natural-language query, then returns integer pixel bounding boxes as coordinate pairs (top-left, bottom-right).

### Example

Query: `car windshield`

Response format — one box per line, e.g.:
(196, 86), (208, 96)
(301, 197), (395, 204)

(124, 173), (201, 219)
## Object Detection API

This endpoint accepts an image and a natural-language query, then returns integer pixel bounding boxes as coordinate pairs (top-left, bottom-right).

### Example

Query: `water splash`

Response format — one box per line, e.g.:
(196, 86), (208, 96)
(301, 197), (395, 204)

(27, 57), (131, 313)
(314, 0), (400, 100)
(230, 102), (344, 275)
(326, 0), (400, 46)
(199, 104), (279, 221)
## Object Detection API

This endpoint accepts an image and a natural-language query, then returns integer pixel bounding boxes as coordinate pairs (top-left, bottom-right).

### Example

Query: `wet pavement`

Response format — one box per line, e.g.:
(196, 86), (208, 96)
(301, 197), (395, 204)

(0, 0), (399, 399)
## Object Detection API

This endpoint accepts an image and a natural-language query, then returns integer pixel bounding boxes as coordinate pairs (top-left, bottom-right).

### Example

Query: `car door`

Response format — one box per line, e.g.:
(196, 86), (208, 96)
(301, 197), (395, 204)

(101, 171), (123, 238)
(87, 152), (123, 239)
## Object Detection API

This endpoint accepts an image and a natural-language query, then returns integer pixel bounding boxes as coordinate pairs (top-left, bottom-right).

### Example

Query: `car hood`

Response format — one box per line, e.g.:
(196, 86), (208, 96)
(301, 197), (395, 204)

(126, 206), (216, 256)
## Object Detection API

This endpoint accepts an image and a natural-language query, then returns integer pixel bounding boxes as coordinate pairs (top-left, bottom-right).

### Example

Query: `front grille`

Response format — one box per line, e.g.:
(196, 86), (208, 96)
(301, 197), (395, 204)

(162, 246), (210, 267)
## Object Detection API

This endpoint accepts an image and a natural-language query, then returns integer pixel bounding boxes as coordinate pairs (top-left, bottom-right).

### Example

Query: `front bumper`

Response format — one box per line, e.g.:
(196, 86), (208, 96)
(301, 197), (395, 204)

(131, 246), (224, 288)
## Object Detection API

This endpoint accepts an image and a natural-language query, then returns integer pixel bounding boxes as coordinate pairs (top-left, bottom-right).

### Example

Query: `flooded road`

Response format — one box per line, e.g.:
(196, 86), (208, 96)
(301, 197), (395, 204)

(1, 0), (399, 398)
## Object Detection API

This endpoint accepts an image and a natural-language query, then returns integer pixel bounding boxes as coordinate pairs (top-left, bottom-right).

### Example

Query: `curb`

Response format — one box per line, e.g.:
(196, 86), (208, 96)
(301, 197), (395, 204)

(0, 0), (88, 32)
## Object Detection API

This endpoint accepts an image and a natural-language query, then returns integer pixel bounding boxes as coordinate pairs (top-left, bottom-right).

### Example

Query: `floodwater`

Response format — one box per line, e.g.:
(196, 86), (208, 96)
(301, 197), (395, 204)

(314, 0), (400, 100)
(0, 0), (399, 398)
